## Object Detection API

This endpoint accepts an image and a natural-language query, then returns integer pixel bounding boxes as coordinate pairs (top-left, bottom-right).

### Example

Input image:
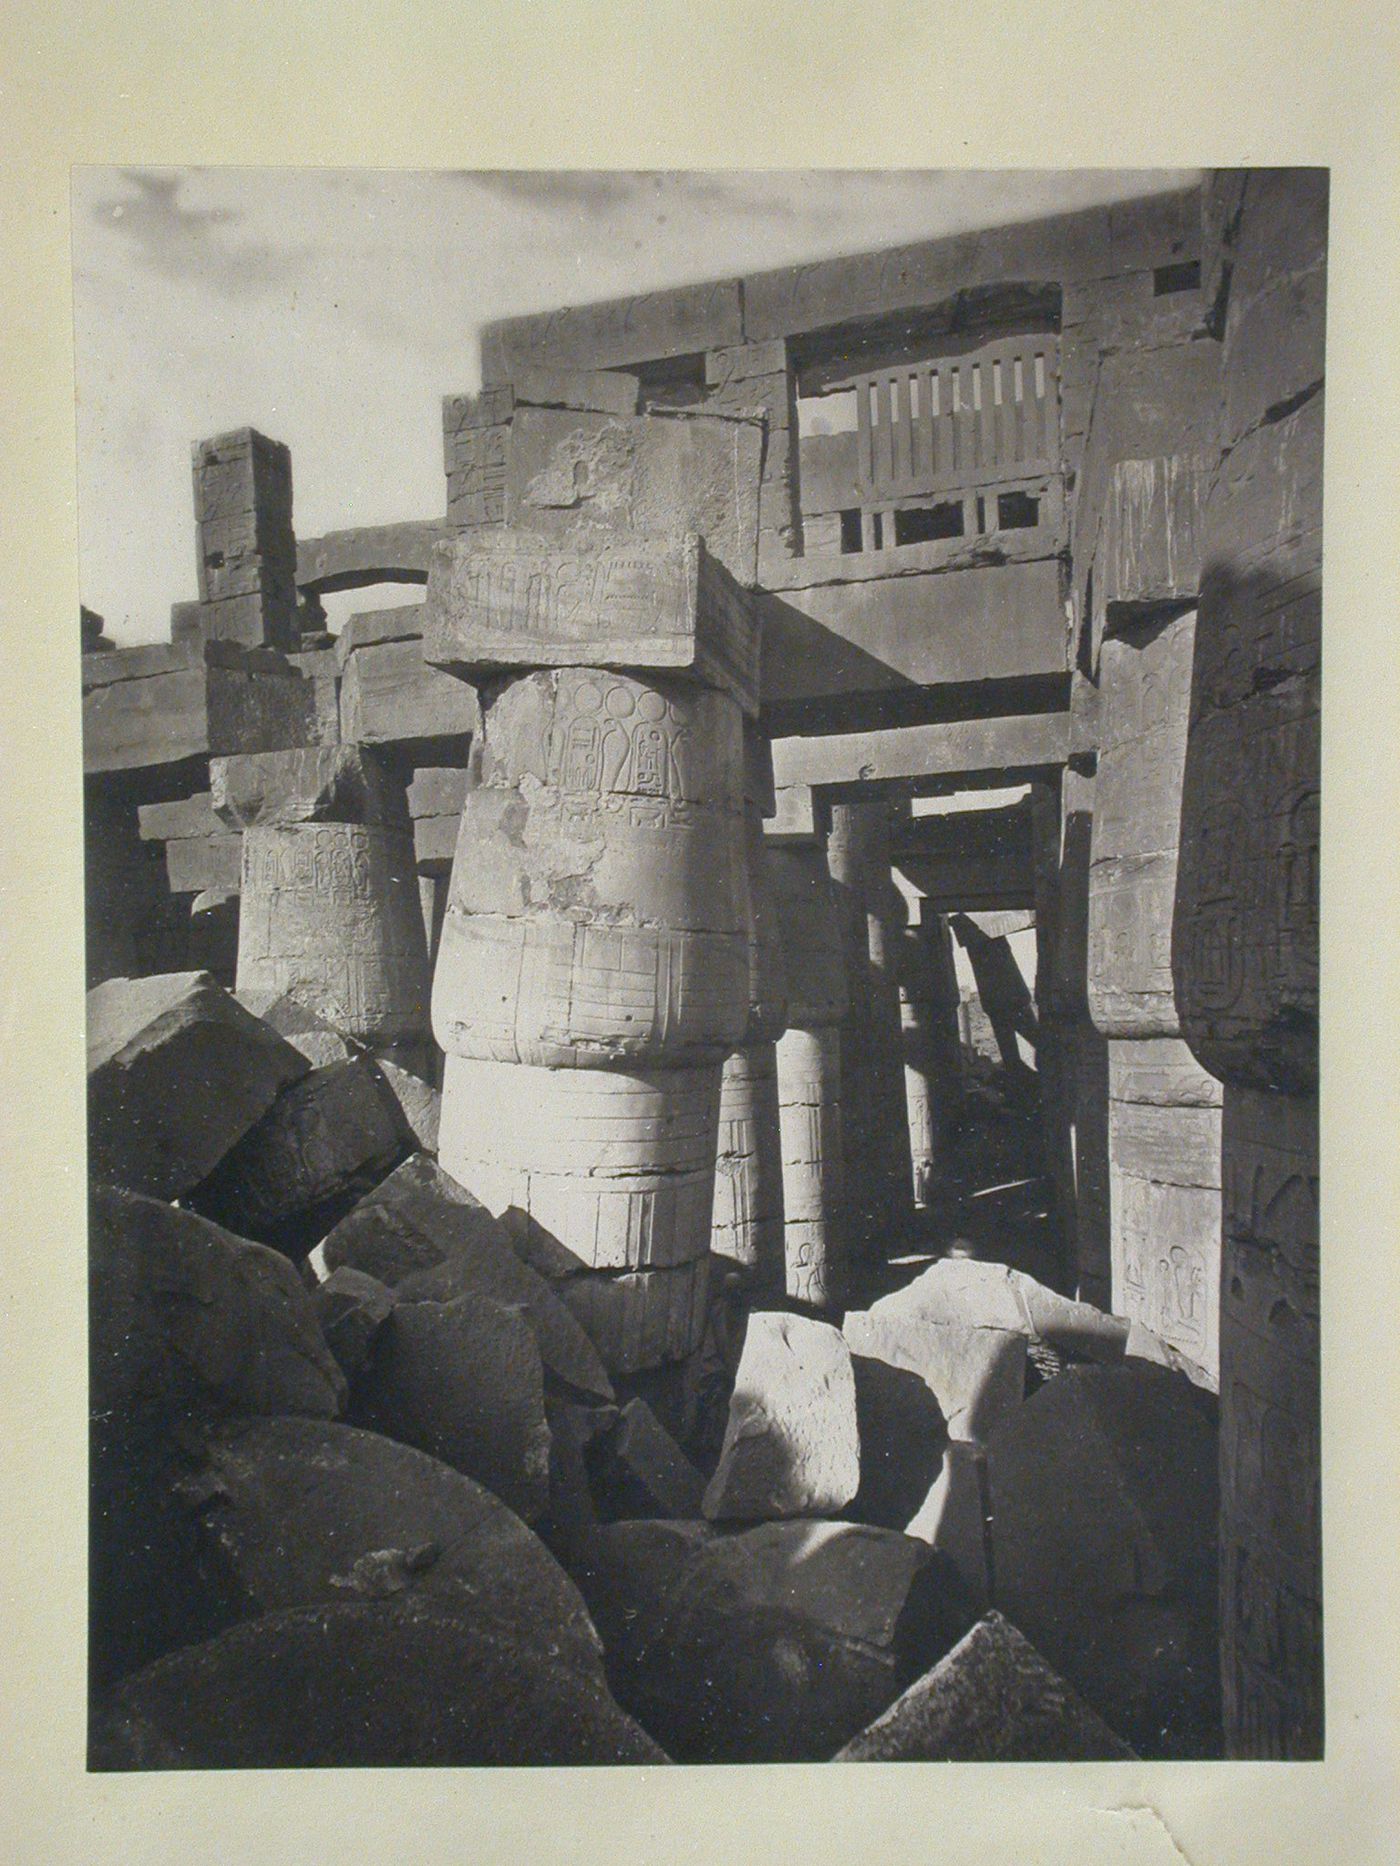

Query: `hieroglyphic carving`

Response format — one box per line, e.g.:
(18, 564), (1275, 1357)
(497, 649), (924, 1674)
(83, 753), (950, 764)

(710, 1044), (785, 1288)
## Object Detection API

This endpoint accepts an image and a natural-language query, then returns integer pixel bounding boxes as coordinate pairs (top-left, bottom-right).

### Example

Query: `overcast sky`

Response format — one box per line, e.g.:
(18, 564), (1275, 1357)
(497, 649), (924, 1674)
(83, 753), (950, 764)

(71, 168), (1198, 644)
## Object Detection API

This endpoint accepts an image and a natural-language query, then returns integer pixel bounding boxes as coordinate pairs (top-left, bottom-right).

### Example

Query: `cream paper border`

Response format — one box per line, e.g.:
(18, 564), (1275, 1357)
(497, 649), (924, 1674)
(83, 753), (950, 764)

(2, 4), (1397, 1861)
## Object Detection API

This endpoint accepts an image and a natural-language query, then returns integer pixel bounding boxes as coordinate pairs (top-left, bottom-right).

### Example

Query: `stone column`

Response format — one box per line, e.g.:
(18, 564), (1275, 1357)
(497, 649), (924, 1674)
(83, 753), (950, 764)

(898, 909), (963, 1208)
(710, 731), (789, 1291)
(826, 795), (914, 1265)
(1088, 611), (1223, 1383)
(212, 745), (433, 1071)
(423, 531), (759, 1377)
(1174, 169), (1325, 1759)
(767, 794), (849, 1309)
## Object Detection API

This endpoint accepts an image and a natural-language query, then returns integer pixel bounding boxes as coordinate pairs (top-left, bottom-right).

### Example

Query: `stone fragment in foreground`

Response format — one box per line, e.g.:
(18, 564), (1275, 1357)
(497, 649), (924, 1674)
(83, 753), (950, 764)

(349, 1292), (551, 1523)
(702, 1312), (860, 1521)
(589, 1397), (706, 1521)
(189, 1416), (603, 1677)
(322, 1154), (613, 1401)
(93, 1598), (668, 1768)
(577, 1517), (974, 1763)
(369, 1057), (442, 1154)
(835, 1611), (1136, 1761)
(87, 970), (308, 1199)
(987, 1363), (1220, 1759)
(90, 1183), (345, 1426)
(188, 1058), (409, 1252)
(234, 986), (362, 1067)
(313, 1266), (396, 1378)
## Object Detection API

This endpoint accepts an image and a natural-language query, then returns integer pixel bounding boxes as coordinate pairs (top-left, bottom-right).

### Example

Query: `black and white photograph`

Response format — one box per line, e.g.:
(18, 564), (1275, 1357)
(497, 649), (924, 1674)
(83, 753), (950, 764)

(74, 165), (1322, 1768)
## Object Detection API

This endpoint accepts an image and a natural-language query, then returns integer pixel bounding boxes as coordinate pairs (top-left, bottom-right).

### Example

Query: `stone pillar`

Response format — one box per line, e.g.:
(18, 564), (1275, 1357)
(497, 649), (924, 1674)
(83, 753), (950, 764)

(826, 796), (913, 1264)
(1174, 169), (1325, 1758)
(212, 745), (433, 1070)
(423, 531), (759, 1377)
(898, 909), (962, 1208)
(710, 733), (788, 1291)
(768, 827), (848, 1309)
(189, 429), (299, 652)
(1088, 611), (1223, 1383)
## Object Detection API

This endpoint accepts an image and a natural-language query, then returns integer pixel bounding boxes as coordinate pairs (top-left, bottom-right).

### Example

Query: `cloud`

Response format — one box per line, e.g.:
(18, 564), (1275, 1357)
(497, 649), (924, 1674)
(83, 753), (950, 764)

(88, 169), (309, 299)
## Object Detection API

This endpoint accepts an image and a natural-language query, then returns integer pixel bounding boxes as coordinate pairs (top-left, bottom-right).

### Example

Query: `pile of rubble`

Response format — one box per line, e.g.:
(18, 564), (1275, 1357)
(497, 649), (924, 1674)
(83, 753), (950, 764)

(88, 969), (1221, 1767)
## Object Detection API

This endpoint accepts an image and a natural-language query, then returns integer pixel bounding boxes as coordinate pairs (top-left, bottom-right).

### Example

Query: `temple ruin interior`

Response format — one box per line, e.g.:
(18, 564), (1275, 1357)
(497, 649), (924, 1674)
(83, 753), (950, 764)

(82, 168), (1323, 1767)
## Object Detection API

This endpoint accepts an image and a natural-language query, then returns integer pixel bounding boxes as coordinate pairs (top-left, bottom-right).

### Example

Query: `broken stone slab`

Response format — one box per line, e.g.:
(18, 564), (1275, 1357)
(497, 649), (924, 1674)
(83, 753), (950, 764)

(368, 1057), (441, 1154)
(847, 1352), (949, 1530)
(904, 1441), (994, 1608)
(87, 971), (309, 1200)
(187, 1058), (409, 1255)
(575, 1517), (973, 1763)
(210, 743), (410, 830)
(235, 986), (362, 1067)
(987, 1363), (1220, 1759)
(554, 1258), (712, 1378)
(349, 1292), (552, 1524)
(188, 1414), (605, 1679)
(540, 1399), (617, 1560)
(702, 1312), (860, 1521)
(90, 1183), (346, 1428)
(835, 1611), (1137, 1761)
(320, 1154), (613, 1402)
(313, 1266), (396, 1379)
(423, 528), (762, 717)
(842, 1303), (1026, 1446)
(93, 1597), (668, 1769)
(588, 1397), (706, 1521)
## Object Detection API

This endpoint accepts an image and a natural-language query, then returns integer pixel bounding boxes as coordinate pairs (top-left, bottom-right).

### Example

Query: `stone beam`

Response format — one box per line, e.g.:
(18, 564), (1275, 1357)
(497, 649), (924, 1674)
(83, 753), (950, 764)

(295, 520), (448, 596)
(771, 711), (1070, 796)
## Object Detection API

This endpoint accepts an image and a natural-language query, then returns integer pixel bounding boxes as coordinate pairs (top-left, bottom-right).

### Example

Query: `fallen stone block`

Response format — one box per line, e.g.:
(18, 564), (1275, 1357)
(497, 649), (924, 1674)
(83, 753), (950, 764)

(987, 1363), (1220, 1758)
(589, 1398), (706, 1521)
(349, 1292), (552, 1524)
(843, 1303), (1024, 1445)
(235, 986), (362, 1067)
(87, 971), (308, 1199)
(93, 1597), (668, 1768)
(835, 1611), (1137, 1761)
(89, 1184), (346, 1686)
(702, 1312), (860, 1521)
(187, 1058), (410, 1254)
(321, 1154), (613, 1401)
(576, 1517), (973, 1763)
(847, 1352), (949, 1530)
(904, 1441), (993, 1608)
(539, 1399), (618, 1561)
(187, 1415), (604, 1679)
(555, 1258), (711, 1378)
(369, 1057), (441, 1154)
(313, 1266), (396, 1378)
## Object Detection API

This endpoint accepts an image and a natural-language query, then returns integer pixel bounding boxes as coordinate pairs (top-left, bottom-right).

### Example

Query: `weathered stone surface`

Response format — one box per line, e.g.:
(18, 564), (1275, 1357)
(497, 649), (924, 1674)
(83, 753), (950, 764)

(350, 1293), (551, 1523)
(189, 1415), (604, 1675)
(710, 1043), (785, 1287)
(904, 1441), (994, 1607)
(188, 1059), (409, 1253)
(87, 970), (308, 1199)
(847, 1353), (949, 1532)
(589, 1398), (706, 1521)
(424, 530), (761, 715)
(82, 641), (317, 777)
(844, 1297), (1026, 1446)
(94, 1597), (666, 1768)
(555, 1257), (712, 1377)
(836, 1611), (1136, 1761)
(702, 1313), (860, 1520)
(91, 1183), (346, 1427)
(577, 1517), (972, 1763)
(235, 986), (361, 1066)
(339, 635), (480, 756)
(511, 363), (640, 417)
(368, 1057), (441, 1154)
(211, 744), (408, 830)
(321, 1153), (614, 1401)
(482, 276), (744, 378)
(439, 1057), (724, 1275)
(191, 428), (299, 652)
(987, 1363), (1220, 1757)
(313, 1266), (396, 1378)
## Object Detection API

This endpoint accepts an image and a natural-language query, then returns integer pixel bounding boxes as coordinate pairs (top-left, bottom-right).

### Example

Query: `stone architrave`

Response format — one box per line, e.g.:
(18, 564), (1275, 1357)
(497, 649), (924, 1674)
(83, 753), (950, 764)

(767, 837), (849, 1309)
(826, 798), (913, 1264)
(710, 732), (789, 1290)
(422, 522), (760, 1374)
(212, 745), (433, 1065)
(1087, 612), (1223, 1382)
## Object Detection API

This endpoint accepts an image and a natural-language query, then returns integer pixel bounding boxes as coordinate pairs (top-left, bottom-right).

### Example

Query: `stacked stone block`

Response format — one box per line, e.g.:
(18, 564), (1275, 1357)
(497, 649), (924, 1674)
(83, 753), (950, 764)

(189, 429), (300, 652)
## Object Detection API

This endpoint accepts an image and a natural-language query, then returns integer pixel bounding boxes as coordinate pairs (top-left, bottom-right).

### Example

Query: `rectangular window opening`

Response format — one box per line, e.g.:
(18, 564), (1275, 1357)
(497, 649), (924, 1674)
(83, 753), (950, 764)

(997, 489), (1041, 531)
(872, 510), (885, 550)
(1012, 356), (1024, 404)
(893, 502), (965, 546)
(1033, 353), (1046, 399)
(1153, 260), (1202, 296)
(838, 508), (864, 554)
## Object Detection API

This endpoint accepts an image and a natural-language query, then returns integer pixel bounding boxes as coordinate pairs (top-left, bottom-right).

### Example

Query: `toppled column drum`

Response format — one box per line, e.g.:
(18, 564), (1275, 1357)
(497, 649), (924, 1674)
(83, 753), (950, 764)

(212, 746), (432, 1062)
(423, 530), (760, 1374)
